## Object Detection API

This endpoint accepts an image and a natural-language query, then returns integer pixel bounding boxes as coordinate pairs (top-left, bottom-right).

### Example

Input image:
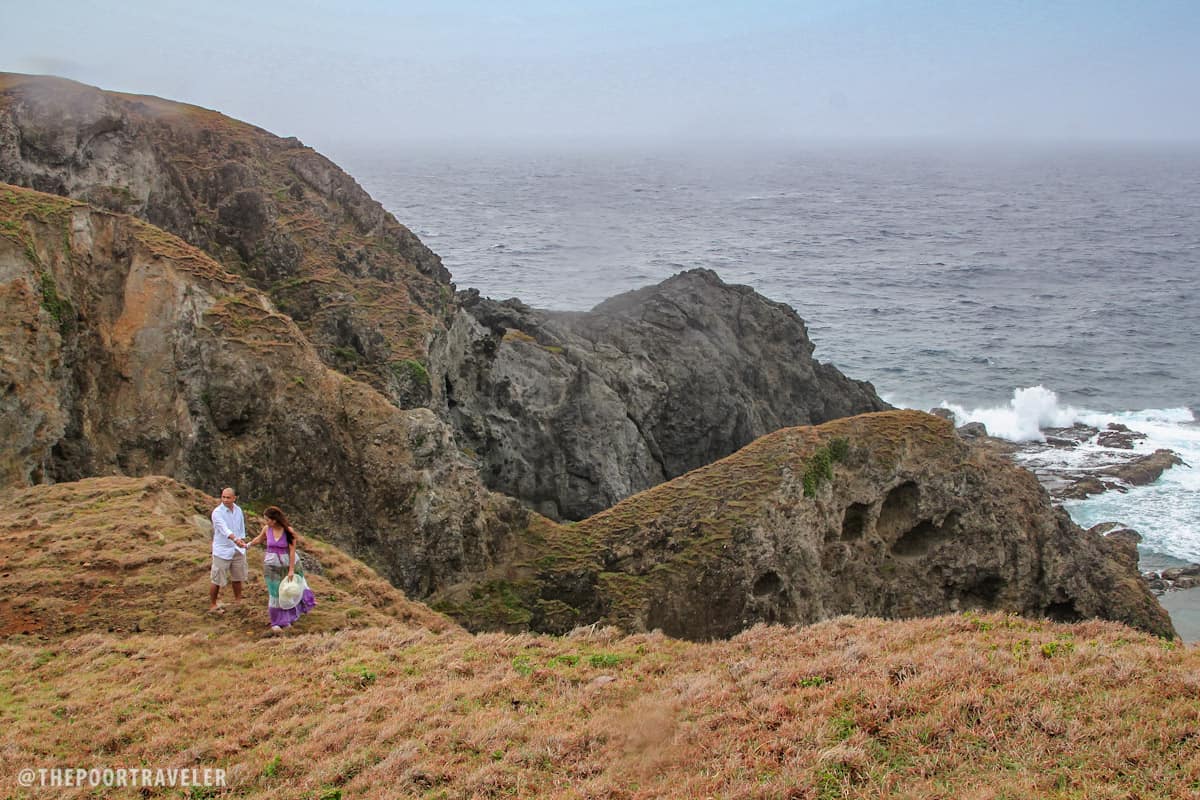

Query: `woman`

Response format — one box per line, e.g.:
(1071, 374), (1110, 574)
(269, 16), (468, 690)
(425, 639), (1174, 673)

(246, 506), (316, 632)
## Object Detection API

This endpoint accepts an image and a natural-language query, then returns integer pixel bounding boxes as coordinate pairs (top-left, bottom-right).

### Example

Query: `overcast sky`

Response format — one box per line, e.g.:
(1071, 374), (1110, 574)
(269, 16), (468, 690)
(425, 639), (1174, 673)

(2, 1), (1198, 150)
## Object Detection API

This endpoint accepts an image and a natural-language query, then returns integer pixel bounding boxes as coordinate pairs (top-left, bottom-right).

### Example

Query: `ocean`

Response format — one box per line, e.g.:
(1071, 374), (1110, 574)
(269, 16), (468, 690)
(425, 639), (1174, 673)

(336, 142), (1200, 571)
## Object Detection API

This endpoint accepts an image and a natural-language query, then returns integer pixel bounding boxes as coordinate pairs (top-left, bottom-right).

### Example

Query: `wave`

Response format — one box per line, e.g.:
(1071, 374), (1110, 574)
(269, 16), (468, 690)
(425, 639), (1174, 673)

(938, 386), (1085, 442)
(910, 385), (1195, 444)
(888, 385), (1200, 563)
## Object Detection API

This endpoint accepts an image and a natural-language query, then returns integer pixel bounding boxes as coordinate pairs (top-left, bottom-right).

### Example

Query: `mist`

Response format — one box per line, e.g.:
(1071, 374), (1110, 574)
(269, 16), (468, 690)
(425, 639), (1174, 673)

(3, 1), (1199, 152)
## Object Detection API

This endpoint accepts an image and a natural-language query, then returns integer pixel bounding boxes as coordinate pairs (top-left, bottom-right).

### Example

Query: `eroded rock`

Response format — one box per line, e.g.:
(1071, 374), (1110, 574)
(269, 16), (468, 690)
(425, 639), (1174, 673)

(429, 270), (890, 520)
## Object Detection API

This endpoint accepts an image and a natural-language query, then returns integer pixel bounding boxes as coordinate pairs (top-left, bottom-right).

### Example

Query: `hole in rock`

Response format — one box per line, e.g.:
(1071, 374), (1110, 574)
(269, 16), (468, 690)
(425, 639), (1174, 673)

(1044, 601), (1082, 624)
(892, 512), (960, 558)
(841, 502), (870, 540)
(876, 482), (920, 541)
(752, 571), (783, 597)
(958, 574), (1004, 610)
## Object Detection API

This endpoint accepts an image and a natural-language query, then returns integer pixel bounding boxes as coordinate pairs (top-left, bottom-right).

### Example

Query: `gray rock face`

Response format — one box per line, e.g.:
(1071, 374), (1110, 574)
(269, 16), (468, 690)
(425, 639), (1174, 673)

(430, 269), (890, 520)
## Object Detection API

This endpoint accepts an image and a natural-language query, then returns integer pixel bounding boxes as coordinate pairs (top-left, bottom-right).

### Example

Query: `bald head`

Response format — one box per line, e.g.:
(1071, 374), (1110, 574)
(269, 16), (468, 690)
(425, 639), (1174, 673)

(220, 488), (236, 509)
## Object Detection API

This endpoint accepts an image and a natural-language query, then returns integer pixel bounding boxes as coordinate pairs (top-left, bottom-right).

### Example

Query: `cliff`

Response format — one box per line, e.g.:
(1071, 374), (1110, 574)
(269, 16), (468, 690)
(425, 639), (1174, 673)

(0, 183), (1174, 640)
(431, 270), (889, 520)
(0, 73), (449, 407)
(432, 410), (1175, 639)
(1, 73), (896, 520)
(0, 183), (525, 598)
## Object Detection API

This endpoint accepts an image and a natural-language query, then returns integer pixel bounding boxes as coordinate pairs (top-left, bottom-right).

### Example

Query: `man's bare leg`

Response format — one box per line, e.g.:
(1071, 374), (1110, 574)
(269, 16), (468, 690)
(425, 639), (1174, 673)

(232, 581), (244, 602)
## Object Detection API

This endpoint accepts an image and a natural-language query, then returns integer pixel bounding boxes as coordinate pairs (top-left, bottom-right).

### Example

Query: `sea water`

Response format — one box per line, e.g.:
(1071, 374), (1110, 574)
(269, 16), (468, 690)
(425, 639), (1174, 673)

(337, 142), (1200, 567)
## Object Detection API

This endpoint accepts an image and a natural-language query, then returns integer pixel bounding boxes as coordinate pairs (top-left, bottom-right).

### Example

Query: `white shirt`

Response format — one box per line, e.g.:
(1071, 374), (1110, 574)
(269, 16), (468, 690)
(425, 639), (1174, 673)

(211, 503), (247, 559)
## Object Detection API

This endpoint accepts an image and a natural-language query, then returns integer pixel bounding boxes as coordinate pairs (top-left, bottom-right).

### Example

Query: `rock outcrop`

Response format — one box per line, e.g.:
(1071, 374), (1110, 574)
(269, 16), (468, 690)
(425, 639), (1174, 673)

(430, 269), (890, 520)
(0, 183), (522, 596)
(431, 411), (1175, 640)
(0, 73), (450, 407)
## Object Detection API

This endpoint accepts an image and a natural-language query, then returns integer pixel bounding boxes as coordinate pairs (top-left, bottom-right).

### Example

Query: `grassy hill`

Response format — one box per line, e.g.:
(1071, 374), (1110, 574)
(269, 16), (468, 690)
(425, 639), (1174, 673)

(1, 477), (1198, 799)
(0, 477), (453, 640)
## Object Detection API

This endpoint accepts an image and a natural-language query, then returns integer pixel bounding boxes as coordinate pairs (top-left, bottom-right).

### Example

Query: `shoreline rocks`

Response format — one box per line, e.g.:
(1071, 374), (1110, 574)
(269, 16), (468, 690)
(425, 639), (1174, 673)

(931, 411), (1186, 503)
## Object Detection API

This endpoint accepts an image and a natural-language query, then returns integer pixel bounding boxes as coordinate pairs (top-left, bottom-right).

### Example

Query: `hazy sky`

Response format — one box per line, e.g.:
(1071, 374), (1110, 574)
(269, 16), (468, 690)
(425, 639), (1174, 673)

(2, 1), (1198, 149)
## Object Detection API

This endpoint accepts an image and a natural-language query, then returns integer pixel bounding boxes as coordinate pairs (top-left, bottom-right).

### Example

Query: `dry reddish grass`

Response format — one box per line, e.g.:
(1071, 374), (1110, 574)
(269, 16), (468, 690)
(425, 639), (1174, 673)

(1, 616), (1197, 799)
(0, 476), (452, 641)
(2, 477), (1198, 799)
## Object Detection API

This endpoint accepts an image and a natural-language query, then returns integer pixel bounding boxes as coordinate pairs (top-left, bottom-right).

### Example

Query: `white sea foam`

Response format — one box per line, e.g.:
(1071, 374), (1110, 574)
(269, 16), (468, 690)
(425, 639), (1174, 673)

(941, 385), (1082, 442)
(887, 386), (1200, 564)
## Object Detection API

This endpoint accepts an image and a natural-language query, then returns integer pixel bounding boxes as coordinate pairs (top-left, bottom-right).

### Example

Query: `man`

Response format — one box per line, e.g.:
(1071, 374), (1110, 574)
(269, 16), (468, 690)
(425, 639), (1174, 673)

(210, 487), (248, 613)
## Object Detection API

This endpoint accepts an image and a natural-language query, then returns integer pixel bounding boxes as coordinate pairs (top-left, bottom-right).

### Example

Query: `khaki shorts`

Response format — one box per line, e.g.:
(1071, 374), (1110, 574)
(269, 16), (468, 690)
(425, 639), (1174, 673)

(211, 552), (248, 586)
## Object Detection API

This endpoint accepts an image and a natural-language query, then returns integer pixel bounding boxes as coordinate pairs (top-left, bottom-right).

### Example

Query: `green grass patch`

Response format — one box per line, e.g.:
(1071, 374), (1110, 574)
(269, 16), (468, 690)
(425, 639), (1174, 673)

(38, 271), (74, 334)
(390, 358), (430, 388)
(803, 437), (850, 497)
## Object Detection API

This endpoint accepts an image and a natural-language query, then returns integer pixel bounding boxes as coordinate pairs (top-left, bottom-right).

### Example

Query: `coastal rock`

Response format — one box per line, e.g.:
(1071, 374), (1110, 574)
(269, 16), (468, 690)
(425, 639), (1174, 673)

(429, 270), (890, 520)
(929, 407), (956, 423)
(1057, 477), (1117, 500)
(1048, 448), (1183, 500)
(431, 411), (1175, 640)
(1042, 423), (1100, 447)
(956, 422), (988, 439)
(1004, 420), (1184, 501)
(0, 184), (522, 596)
(0, 73), (450, 407)
(1097, 423), (1146, 450)
(1098, 449), (1184, 487)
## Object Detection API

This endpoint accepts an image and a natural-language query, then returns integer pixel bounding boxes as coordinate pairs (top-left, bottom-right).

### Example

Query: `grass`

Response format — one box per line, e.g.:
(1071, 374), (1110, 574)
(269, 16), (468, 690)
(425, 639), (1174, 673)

(38, 270), (73, 333)
(0, 476), (453, 640)
(390, 358), (430, 388)
(1, 608), (1197, 798)
(0, 472), (1199, 797)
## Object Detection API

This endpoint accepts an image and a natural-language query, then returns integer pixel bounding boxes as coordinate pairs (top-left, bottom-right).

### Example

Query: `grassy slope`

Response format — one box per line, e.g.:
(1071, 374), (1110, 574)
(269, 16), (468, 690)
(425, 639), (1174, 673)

(2, 478), (1199, 799)
(2, 616), (1197, 799)
(0, 477), (453, 641)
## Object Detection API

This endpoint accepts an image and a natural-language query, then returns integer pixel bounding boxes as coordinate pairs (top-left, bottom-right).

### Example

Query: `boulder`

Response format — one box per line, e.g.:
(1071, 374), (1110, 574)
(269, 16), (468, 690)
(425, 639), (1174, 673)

(429, 270), (890, 520)
(929, 407), (956, 423)
(956, 422), (988, 439)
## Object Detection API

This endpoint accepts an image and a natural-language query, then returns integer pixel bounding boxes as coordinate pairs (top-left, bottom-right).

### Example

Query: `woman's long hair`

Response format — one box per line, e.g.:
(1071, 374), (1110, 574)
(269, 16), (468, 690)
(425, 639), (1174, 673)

(263, 506), (296, 545)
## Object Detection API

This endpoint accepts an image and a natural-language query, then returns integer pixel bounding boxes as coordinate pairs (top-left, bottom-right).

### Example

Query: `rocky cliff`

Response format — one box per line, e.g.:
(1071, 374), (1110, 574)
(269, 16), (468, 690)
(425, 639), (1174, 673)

(0, 73), (449, 407)
(1, 73), (896, 520)
(431, 410), (1174, 639)
(431, 270), (889, 520)
(0, 182), (1174, 640)
(0, 183), (523, 596)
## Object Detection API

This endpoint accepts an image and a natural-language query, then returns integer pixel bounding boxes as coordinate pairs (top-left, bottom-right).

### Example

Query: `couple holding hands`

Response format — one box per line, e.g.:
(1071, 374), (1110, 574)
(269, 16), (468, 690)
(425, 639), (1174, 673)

(209, 487), (316, 632)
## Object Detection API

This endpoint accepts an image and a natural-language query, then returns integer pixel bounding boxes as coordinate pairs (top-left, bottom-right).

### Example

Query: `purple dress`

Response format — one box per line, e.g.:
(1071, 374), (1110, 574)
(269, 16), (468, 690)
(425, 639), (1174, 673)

(263, 525), (316, 627)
